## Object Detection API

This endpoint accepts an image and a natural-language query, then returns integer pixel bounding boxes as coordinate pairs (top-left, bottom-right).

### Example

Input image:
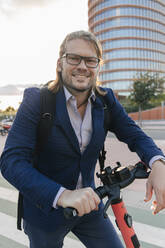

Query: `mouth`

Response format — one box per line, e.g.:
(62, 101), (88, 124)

(72, 74), (90, 83)
(72, 75), (90, 84)
(72, 72), (90, 78)
(73, 75), (88, 79)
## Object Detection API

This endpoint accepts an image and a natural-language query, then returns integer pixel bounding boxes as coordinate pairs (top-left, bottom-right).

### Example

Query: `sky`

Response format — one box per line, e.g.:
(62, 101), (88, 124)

(0, 0), (88, 86)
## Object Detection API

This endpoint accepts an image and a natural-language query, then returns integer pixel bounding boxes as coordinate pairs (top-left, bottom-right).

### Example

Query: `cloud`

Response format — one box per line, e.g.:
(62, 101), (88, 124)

(0, 0), (88, 85)
(0, 0), (56, 15)
(11, 0), (56, 7)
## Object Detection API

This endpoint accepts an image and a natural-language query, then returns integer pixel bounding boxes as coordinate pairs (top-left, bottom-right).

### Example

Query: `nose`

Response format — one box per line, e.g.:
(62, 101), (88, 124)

(77, 58), (87, 69)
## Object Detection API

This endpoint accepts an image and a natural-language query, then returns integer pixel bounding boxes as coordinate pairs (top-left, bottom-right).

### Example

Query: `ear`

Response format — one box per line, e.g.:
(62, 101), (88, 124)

(57, 58), (62, 72)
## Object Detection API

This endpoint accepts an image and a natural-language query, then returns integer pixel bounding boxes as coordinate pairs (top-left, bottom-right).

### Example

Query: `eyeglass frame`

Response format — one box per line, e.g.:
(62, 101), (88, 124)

(61, 53), (100, 68)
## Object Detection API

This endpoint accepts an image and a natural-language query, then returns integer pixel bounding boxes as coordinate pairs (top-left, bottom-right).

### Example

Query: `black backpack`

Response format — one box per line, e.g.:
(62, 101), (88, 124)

(17, 86), (111, 230)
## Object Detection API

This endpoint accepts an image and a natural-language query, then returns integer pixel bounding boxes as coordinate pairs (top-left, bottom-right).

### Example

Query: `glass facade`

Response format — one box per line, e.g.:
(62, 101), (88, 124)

(88, 0), (165, 93)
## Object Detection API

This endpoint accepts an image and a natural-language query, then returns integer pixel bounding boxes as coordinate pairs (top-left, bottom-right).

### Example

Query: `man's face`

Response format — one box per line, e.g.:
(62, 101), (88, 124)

(57, 39), (100, 94)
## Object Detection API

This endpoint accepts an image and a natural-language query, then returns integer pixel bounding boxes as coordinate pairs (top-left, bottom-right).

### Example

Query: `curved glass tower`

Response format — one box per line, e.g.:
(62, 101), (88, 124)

(88, 0), (165, 94)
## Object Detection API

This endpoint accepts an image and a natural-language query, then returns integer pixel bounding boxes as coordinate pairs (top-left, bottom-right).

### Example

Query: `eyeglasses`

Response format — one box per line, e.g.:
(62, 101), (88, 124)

(61, 53), (100, 68)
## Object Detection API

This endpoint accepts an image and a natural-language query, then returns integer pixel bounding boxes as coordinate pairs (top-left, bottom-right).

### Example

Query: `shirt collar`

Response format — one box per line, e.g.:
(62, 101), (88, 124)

(63, 86), (96, 102)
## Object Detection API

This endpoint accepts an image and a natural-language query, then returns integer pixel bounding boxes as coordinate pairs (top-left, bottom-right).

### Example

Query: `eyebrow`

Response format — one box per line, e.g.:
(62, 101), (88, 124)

(65, 53), (98, 58)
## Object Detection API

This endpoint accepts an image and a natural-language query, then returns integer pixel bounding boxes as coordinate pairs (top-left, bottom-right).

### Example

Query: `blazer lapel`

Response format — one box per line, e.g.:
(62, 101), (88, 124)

(84, 97), (105, 156)
(55, 89), (80, 154)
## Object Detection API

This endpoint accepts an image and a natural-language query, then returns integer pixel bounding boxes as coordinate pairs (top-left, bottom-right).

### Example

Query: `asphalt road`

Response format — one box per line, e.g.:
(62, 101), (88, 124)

(142, 129), (165, 140)
(108, 127), (165, 141)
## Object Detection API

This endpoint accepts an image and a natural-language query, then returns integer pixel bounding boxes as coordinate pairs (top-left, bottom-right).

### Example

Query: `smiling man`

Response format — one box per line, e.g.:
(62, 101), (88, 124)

(0, 30), (165, 248)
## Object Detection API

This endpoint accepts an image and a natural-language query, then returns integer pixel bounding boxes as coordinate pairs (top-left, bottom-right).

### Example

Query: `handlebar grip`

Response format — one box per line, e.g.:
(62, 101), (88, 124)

(63, 187), (105, 220)
(63, 207), (78, 219)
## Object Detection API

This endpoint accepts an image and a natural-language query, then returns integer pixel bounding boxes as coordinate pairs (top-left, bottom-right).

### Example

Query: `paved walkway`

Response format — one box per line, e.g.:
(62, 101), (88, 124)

(0, 135), (165, 247)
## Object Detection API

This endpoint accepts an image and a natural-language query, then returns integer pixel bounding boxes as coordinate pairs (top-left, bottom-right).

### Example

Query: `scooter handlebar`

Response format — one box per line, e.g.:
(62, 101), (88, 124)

(63, 161), (150, 219)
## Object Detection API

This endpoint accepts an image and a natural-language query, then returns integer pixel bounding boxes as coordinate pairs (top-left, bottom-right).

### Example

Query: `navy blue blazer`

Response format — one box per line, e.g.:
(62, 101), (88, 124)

(0, 87), (164, 230)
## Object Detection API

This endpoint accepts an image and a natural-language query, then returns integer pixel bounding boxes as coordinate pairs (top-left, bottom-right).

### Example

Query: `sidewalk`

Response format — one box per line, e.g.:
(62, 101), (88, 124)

(0, 136), (165, 247)
(96, 136), (165, 174)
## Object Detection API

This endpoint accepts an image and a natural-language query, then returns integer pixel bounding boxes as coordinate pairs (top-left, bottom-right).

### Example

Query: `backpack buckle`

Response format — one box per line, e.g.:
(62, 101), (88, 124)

(42, 113), (52, 120)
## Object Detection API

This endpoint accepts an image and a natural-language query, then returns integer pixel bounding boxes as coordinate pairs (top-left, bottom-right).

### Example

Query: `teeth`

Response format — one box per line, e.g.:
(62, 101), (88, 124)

(73, 74), (89, 77)
(74, 75), (85, 76)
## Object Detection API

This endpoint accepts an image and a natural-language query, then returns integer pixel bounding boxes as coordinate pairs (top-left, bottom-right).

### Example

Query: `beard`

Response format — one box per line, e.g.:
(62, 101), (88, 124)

(60, 69), (97, 93)
(62, 80), (92, 92)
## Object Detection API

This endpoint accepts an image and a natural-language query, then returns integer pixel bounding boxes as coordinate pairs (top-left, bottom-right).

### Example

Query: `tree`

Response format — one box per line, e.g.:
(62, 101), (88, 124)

(5, 106), (15, 112)
(129, 72), (165, 126)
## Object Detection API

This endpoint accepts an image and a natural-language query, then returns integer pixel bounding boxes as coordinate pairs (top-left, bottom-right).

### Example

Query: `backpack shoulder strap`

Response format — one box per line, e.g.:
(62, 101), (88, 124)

(17, 86), (56, 230)
(96, 92), (111, 172)
(36, 86), (56, 152)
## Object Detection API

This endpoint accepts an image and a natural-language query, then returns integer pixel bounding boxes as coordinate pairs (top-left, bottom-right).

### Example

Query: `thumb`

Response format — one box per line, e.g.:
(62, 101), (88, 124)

(144, 181), (153, 202)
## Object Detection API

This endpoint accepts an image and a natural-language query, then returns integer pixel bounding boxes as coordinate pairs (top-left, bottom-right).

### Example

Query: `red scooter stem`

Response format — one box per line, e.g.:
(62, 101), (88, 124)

(111, 199), (141, 248)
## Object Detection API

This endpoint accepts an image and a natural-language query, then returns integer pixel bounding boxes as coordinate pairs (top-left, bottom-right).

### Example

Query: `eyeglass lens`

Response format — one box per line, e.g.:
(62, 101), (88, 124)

(65, 54), (99, 68)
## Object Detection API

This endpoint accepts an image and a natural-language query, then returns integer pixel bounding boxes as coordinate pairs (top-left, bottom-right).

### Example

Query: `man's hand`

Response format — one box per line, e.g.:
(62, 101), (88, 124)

(144, 160), (165, 214)
(57, 187), (100, 216)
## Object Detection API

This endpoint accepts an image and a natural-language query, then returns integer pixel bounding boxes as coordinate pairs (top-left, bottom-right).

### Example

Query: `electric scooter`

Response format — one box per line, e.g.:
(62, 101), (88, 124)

(64, 161), (150, 248)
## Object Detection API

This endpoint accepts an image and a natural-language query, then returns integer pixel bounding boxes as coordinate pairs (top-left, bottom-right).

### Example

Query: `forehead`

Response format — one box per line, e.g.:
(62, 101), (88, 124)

(65, 39), (97, 57)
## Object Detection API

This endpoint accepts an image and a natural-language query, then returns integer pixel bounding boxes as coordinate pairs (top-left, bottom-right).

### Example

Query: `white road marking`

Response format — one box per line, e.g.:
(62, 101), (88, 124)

(0, 186), (165, 247)
(0, 186), (18, 203)
(110, 215), (165, 247)
(0, 212), (84, 248)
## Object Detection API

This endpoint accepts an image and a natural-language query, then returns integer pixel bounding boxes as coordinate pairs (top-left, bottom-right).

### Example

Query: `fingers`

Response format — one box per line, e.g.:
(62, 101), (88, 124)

(57, 187), (100, 216)
(151, 188), (165, 214)
(151, 200), (164, 215)
(74, 188), (100, 216)
(144, 180), (153, 202)
(145, 184), (164, 214)
(151, 200), (157, 214)
(144, 162), (165, 214)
